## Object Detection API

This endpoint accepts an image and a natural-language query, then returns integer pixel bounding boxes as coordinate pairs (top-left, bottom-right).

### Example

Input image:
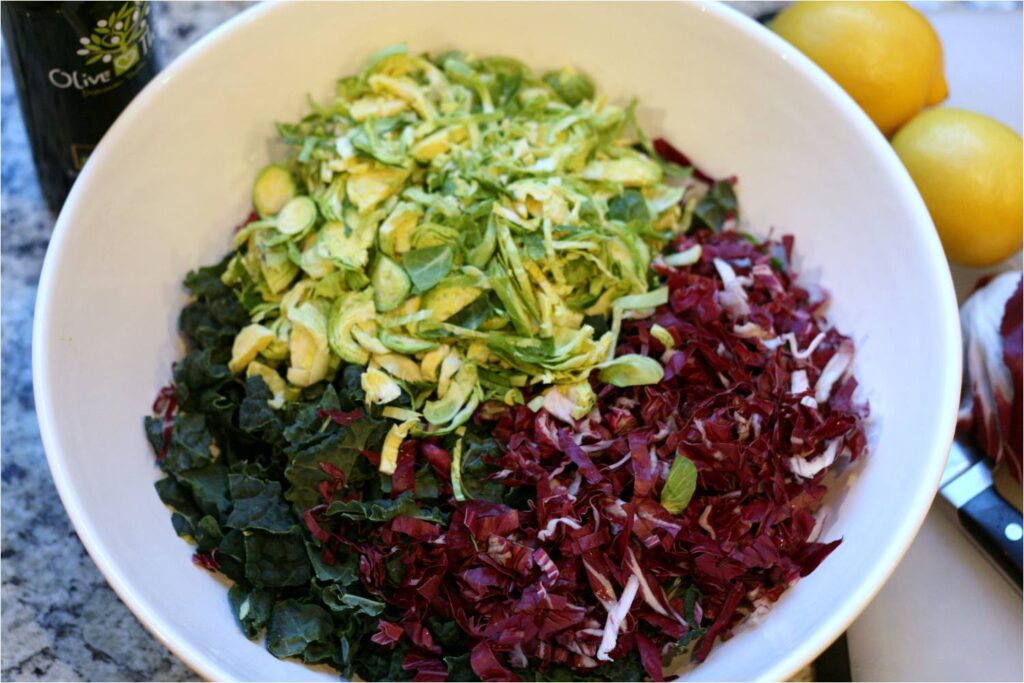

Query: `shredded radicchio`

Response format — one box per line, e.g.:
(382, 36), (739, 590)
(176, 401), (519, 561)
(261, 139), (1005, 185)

(958, 272), (1023, 481)
(302, 227), (868, 679)
(151, 385), (177, 461)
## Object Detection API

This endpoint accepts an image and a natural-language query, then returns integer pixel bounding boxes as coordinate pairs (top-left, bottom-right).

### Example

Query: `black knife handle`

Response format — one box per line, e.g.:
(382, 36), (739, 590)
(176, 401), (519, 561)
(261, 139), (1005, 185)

(958, 486), (1023, 589)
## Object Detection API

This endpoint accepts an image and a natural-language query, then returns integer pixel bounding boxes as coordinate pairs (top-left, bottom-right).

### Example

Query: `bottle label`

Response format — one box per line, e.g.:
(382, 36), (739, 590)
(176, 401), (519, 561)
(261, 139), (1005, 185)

(47, 1), (154, 97)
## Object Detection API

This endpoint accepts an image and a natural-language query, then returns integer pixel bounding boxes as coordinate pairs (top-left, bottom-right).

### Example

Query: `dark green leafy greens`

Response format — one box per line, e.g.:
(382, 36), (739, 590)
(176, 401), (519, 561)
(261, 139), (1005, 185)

(693, 180), (739, 232)
(147, 256), (410, 679)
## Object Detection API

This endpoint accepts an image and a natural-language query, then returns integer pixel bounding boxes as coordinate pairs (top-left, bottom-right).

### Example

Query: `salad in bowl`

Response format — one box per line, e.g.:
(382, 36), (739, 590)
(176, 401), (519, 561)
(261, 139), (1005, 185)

(145, 46), (867, 681)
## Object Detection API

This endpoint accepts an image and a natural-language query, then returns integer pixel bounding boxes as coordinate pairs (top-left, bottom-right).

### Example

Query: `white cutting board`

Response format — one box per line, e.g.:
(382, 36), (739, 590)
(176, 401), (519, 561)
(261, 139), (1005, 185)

(846, 6), (1023, 682)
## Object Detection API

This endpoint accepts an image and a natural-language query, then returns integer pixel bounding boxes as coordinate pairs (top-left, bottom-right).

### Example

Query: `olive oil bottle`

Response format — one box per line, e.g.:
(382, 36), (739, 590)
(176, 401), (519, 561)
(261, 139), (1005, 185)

(2, 1), (159, 212)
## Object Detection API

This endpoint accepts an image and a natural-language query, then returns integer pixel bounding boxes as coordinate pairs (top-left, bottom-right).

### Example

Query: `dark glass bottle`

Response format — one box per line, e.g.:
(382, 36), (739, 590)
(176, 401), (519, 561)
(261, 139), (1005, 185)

(2, 1), (158, 212)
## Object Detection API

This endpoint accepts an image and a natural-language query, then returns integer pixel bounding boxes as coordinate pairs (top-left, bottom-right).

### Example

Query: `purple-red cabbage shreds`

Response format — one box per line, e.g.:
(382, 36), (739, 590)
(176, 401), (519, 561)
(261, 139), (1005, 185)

(318, 407), (365, 426)
(372, 620), (405, 647)
(297, 226), (867, 678)
(191, 550), (220, 572)
(151, 385), (177, 461)
(653, 138), (716, 185)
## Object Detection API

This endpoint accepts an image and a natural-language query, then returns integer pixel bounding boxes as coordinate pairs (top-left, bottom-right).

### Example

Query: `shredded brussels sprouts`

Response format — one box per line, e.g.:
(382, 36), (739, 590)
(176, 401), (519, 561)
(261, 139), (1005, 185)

(225, 45), (699, 435)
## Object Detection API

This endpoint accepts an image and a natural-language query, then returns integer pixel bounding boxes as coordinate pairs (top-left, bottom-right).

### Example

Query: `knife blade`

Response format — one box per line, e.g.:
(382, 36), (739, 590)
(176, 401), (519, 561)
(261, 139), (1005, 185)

(938, 436), (1023, 592)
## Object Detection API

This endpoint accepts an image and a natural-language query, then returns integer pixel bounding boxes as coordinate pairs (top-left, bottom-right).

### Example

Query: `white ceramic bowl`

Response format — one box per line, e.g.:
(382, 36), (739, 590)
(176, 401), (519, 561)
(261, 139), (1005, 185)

(33, 2), (961, 680)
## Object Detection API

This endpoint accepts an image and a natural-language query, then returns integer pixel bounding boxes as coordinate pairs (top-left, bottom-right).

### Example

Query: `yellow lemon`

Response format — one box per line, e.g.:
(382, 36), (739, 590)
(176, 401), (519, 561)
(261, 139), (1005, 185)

(893, 108), (1023, 267)
(772, 2), (947, 136)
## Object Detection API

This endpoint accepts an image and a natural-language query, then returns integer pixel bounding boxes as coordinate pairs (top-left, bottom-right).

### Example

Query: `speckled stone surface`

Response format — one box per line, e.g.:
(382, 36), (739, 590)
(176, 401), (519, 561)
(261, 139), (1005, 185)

(1, 4), (250, 681)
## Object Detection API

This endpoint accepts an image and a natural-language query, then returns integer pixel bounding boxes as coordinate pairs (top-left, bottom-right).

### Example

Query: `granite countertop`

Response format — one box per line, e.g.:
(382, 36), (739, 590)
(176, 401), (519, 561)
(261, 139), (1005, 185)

(1, 5), (249, 680)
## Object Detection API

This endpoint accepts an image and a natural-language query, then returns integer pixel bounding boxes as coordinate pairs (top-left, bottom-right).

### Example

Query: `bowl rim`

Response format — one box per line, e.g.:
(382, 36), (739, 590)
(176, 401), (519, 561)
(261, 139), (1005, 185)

(32, 1), (962, 680)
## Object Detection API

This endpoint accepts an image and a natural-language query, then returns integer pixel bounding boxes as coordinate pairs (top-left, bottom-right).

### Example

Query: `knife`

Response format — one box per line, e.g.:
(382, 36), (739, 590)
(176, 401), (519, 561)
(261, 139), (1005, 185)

(939, 436), (1023, 591)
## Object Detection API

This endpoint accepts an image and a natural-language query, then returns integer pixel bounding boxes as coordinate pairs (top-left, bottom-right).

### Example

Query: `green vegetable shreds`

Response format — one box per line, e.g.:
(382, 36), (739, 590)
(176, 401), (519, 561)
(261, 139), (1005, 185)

(660, 455), (698, 515)
(221, 45), (698, 440)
